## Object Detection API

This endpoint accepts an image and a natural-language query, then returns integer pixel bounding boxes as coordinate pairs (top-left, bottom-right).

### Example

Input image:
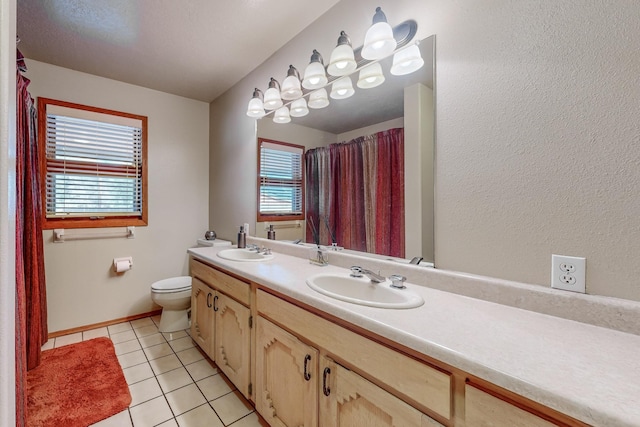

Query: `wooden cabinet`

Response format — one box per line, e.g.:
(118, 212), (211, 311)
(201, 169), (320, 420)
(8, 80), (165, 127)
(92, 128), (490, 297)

(190, 259), (252, 398)
(190, 277), (215, 358)
(255, 316), (318, 427)
(320, 356), (444, 427)
(465, 384), (557, 427)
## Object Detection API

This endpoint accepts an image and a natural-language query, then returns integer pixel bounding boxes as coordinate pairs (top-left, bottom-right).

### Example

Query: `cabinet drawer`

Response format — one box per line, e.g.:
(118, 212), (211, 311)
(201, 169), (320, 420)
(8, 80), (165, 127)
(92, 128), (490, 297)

(465, 384), (556, 427)
(190, 258), (250, 306)
(257, 289), (452, 421)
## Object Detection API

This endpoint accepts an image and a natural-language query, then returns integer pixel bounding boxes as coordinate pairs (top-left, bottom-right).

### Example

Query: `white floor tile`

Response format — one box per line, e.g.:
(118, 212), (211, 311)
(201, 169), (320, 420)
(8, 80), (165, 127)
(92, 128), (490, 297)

(175, 403), (224, 427)
(135, 324), (160, 338)
(149, 354), (182, 375)
(110, 329), (137, 344)
(143, 342), (174, 361)
(108, 322), (132, 334)
(89, 409), (132, 427)
(165, 383), (207, 416)
(41, 339), (54, 351)
(114, 339), (142, 356)
(157, 367), (193, 393)
(168, 336), (195, 353)
(210, 391), (253, 426)
(229, 412), (263, 427)
(185, 359), (217, 382)
(196, 375), (232, 402)
(129, 377), (163, 407)
(54, 332), (82, 347)
(162, 330), (188, 342)
(131, 317), (155, 329)
(83, 327), (109, 341)
(123, 362), (154, 385)
(139, 333), (166, 349)
(156, 419), (179, 427)
(129, 396), (173, 427)
(176, 347), (205, 365)
(117, 349), (148, 369)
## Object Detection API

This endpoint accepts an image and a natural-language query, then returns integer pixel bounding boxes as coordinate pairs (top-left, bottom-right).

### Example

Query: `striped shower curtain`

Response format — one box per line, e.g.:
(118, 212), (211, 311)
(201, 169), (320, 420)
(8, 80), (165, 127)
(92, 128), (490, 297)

(305, 128), (405, 258)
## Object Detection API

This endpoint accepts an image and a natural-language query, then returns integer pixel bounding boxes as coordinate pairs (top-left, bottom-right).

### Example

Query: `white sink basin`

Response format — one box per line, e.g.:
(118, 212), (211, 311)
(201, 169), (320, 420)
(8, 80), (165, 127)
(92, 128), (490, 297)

(306, 273), (424, 309)
(217, 248), (274, 262)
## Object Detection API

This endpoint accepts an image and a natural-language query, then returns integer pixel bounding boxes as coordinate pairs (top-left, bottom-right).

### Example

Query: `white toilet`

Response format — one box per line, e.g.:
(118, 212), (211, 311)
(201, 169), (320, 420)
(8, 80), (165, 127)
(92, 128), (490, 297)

(150, 276), (193, 332)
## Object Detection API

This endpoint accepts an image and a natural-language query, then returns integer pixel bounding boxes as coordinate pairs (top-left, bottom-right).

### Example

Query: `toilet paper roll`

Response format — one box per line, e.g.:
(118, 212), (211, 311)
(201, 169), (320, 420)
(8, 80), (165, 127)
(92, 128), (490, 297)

(113, 257), (132, 273)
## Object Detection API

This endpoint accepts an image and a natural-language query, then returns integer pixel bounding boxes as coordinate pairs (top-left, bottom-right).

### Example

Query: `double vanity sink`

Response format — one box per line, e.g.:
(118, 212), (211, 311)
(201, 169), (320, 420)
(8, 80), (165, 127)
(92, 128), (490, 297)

(217, 247), (425, 309)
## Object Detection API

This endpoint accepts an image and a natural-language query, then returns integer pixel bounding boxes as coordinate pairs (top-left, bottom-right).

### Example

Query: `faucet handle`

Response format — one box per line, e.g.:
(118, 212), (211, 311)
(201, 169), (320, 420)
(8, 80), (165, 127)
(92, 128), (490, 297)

(389, 274), (407, 289)
(350, 266), (363, 278)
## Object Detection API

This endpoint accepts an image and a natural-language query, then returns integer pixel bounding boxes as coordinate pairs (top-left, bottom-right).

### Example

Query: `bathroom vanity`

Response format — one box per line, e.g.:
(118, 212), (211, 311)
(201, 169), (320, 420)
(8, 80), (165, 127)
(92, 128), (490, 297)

(188, 239), (640, 427)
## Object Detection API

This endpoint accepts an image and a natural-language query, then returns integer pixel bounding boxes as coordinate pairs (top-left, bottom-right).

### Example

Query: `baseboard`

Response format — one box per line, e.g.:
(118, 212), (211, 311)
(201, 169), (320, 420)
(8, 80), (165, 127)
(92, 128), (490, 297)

(48, 309), (163, 338)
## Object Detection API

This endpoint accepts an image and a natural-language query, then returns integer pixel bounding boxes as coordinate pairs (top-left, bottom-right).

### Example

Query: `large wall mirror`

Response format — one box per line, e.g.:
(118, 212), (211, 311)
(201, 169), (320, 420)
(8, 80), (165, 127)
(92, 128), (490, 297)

(256, 35), (435, 265)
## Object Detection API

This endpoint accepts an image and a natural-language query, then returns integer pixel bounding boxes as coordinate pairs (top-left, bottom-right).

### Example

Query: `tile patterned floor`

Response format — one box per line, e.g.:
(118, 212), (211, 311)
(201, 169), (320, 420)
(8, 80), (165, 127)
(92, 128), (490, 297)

(43, 315), (266, 427)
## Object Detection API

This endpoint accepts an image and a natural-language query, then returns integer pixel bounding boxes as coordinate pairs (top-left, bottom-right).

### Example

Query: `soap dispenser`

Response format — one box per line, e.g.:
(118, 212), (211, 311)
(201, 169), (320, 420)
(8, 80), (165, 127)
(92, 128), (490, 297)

(267, 224), (276, 240)
(237, 226), (246, 248)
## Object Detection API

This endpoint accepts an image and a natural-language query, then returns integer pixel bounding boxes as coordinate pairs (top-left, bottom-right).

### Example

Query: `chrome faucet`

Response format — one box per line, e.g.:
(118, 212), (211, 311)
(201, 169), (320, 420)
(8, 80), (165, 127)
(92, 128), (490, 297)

(350, 266), (386, 283)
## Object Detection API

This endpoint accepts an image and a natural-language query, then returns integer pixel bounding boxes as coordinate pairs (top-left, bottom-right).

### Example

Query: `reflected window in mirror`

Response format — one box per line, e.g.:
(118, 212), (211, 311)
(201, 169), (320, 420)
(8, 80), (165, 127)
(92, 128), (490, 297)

(257, 138), (305, 222)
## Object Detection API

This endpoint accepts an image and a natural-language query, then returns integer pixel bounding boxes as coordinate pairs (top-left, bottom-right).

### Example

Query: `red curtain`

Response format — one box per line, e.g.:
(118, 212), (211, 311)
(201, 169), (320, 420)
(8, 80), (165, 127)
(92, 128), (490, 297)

(304, 128), (404, 257)
(16, 50), (48, 426)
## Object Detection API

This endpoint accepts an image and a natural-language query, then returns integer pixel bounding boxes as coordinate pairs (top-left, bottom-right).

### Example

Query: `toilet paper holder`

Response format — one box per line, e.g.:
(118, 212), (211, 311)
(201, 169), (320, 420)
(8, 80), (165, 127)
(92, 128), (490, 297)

(113, 257), (133, 273)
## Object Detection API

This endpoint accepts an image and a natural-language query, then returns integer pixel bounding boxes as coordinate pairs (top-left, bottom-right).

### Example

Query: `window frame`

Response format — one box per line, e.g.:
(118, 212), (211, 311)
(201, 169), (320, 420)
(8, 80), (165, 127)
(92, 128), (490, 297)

(256, 138), (305, 222)
(38, 97), (148, 229)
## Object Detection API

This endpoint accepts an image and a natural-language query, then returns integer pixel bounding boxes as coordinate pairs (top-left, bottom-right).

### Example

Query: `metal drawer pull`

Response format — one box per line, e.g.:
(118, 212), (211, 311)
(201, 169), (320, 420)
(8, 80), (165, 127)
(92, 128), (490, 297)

(206, 292), (212, 308)
(213, 295), (219, 312)
(323, 367), (331, 396)
(303, 354), (312, 381)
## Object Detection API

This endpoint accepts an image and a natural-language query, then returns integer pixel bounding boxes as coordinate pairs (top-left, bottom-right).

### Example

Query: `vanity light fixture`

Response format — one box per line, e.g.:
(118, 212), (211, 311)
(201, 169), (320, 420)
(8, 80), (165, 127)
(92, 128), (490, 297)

(357, 62), (385, 89)
(362, 7), (397, 60)
(246, 88), (265, 118)
(302, 50), (328, 89)
(330, 76), (355, 100)
(390, 43), (424, 75)
(273, 106), (291, 123)
(327, 31), (357, 76)
(308, 88), (330, 109)
(263, 78), (283, 110)
(281, 65), (303, 100)
(289, 97), (309, 117)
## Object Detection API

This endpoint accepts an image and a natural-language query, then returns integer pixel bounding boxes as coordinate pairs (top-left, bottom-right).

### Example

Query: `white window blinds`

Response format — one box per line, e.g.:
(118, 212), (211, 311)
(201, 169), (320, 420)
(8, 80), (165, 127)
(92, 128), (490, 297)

(259, 140), (303, 216)
(44, 109), (143, 218)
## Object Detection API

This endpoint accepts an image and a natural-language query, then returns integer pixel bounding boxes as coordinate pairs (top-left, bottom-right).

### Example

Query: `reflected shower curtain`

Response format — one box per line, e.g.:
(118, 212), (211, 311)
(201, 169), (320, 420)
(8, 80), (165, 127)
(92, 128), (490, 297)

(16, 50), (48, 426)
(305, 128), (404, 258)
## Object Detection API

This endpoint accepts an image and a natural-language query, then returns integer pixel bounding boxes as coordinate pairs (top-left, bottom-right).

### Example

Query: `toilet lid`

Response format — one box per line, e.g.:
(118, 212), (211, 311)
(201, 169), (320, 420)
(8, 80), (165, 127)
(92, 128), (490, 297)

(151, 276), (192, 293)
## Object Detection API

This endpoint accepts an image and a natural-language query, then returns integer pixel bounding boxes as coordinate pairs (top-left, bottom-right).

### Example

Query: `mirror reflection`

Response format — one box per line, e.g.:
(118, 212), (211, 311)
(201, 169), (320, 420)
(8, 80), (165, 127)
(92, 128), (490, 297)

(256, 36), (435, 265)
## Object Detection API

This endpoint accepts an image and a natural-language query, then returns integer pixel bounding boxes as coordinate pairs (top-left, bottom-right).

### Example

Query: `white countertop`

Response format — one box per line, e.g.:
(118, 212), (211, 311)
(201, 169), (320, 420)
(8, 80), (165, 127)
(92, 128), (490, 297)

(188, 245), (640, 427)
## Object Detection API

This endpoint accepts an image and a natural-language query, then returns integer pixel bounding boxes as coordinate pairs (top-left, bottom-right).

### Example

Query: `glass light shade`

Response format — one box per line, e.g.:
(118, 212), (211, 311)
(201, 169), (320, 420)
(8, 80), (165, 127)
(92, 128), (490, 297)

(308, 88), (330, 109)
(263, 87), (283, 110)
(362, 21), (397, 60)
(281, 75), (303, 100)
(289, 98), (309, 117)
(273, 106), (291, 123)
(390, 44), (424, 76)
(357, 63), (385, 89)
(246, 97), (265, 118)
(302, 61), (328, 89)
(330, 77), (355, 100)
(327, 44), (357, 76)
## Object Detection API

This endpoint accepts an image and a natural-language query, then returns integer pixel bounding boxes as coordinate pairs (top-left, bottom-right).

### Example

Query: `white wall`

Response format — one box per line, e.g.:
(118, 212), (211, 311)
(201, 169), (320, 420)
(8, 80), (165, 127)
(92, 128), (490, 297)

(0, 0), (17, 424)
(25, 60), (210, 332)
(211, 0), (640, 302)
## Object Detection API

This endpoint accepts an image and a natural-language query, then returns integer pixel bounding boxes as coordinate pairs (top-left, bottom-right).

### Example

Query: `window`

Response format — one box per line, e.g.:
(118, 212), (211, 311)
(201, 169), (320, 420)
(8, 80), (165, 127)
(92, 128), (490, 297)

(38, 98), (148, 229)
(257, 138), (304, 221)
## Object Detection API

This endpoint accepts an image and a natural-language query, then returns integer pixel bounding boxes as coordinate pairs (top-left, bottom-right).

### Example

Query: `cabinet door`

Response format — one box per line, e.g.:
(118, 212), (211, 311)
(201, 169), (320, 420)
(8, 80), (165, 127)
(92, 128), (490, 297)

(256, 316), (318, 427)
(320, 357), (443, 427)
(214, 292), (251, 398)
(190, 278), (215, 359)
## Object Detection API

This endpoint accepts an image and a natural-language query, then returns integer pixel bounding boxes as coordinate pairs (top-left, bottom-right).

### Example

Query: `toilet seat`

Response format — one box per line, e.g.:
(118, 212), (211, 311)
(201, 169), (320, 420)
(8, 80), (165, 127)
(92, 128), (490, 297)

(151, 276), (192, 294)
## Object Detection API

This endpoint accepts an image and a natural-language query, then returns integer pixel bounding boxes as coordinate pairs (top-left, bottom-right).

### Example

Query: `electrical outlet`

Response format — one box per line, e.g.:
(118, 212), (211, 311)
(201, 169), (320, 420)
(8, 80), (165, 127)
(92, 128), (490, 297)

(551, 254), (586, 293)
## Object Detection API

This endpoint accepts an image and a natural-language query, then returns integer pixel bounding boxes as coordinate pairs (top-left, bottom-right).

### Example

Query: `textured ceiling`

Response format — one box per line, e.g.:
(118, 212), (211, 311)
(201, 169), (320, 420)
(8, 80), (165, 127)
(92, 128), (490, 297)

(17, 0), (340, 102)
